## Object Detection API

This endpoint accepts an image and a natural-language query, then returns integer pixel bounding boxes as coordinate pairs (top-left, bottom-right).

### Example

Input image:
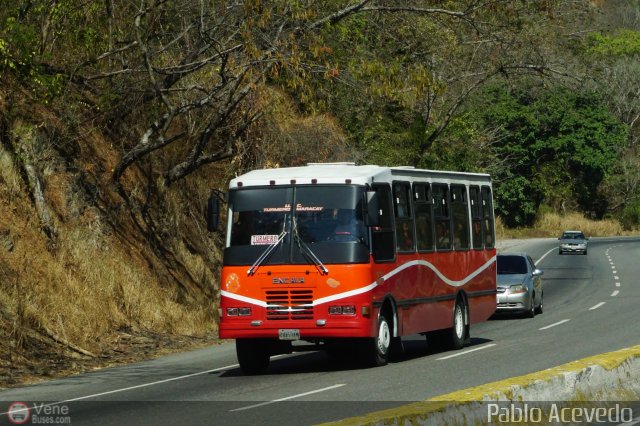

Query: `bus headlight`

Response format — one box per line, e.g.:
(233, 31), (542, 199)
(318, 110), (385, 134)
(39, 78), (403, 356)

(227, 307), (252, 316)
(329, 305), (356, 315)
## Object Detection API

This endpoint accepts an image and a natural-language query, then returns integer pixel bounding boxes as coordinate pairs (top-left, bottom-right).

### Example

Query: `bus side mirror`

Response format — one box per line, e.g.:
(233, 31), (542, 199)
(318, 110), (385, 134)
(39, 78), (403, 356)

(206, 191), (223, 232)
(365, 191), (380, 227)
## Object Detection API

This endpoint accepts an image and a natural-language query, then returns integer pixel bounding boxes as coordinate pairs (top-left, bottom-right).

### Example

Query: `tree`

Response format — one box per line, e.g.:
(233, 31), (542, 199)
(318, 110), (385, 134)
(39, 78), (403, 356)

(474, 83), (627, 226)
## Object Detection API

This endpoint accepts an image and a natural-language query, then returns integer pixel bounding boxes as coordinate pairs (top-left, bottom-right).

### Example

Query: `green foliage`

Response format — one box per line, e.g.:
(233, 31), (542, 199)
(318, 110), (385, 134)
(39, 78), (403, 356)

(474, 83), (627, 227)
(0, 0), (637, 231)
(1, 0), (106, 101)
(494, 174), (539, 227)
(586, 30), (640, 58)
(0, 14), (39, 74)
(419, 115), (487, 172)
(620, 200), (640, 230)
(344, 103), (425, 166)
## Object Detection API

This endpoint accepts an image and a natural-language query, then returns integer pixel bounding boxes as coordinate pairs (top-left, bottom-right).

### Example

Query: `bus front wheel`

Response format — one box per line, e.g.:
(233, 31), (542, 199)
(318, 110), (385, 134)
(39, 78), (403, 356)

(236, 339), (270, 375)
(365, 314), (391, 367)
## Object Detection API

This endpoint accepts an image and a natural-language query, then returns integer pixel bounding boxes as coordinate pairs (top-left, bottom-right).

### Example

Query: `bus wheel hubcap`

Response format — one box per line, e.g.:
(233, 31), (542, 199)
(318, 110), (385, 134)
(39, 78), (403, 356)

(377, 321), (390, 354)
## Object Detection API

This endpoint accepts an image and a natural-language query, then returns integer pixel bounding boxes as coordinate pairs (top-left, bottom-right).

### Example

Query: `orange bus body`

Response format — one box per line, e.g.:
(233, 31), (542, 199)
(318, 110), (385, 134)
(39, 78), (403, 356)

(220, 247), (496, 339)
(213, 163), (497, 372)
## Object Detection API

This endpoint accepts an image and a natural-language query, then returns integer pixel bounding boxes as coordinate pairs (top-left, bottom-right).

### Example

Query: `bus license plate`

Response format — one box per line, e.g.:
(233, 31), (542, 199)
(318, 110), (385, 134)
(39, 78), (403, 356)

(278, 329), (300, 341)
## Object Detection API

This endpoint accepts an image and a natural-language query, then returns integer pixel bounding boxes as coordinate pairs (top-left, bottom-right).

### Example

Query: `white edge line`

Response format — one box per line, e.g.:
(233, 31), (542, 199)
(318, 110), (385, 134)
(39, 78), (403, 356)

(535, 247), (557, 265)
(0, 363), (241, 415)
(230, 384), (346, 412)
(589, 302), (606, 311)
(436, 343), (496, 360)
(539, 319), (571, 331)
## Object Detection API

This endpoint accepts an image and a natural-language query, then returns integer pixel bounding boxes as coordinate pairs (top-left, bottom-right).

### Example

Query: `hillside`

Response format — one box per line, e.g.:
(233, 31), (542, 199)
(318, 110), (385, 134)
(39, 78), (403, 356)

(0, 84), (213, 385)
(0, 60), (362, 385)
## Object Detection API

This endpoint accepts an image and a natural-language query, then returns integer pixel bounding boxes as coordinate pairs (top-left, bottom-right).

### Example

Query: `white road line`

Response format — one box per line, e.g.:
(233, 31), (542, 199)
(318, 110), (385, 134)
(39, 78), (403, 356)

(616, 282), (621, 287)
(535, 247), (557, 265)
(589, 302), (606, 311)
(437, 343), (496, 360)
(1, 353), (287, 415)
(615, 276), (620, 280)
(230, 384), (346, 412)
(611, 290), (620, 297)
(0, 363), (241, 416)
(539, 319), (571, 331)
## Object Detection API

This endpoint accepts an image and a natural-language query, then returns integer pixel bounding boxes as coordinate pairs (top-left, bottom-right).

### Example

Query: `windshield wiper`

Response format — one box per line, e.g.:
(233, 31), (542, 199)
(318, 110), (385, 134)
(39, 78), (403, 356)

(247, 229), (288, 276)
(292, 217), (329, 275)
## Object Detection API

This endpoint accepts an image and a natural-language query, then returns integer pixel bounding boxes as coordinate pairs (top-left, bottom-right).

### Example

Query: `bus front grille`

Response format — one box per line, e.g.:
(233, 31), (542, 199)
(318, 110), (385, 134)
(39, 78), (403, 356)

(265, 290), (314, 320)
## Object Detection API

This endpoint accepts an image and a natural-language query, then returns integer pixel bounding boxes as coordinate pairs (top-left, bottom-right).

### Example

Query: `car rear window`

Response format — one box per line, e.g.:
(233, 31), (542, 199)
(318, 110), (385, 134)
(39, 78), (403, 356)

(562, 232), (584, 239)
(497, 255), (527, 274)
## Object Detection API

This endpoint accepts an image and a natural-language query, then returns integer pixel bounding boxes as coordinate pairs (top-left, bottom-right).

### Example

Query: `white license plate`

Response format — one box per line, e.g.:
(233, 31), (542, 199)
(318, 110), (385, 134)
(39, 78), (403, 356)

(278, 329), (300, 341)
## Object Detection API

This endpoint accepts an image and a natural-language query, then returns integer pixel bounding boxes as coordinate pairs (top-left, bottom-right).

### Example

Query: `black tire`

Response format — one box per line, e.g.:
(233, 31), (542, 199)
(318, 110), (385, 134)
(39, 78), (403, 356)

(389, 336), (405, 360)
(558, 250), (563, 255)
(449, 301), (466, 349)
(583, 250), (588, 255)
(526, 295), (536, 318)
(364, 314), (391, 367)
(236, 339), (270, 375)
(535, 292), (544, 315)
(429, 300), (467, 350)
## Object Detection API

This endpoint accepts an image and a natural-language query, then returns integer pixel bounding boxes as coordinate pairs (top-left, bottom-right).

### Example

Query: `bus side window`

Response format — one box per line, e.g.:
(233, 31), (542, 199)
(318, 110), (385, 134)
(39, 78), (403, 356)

(481, 186), (495, 248)
(414, 183), (434, 252)
(470, 186), (483, 249)
(393, 182), (415, 253)
(451, 185), (469, 250)
(433, 184), (451, 250)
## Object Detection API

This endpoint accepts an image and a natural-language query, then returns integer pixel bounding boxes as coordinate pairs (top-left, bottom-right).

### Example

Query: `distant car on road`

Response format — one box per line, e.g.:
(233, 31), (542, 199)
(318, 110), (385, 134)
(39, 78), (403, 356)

(496, 253), (544, 318)
(558, 230), (588, 255)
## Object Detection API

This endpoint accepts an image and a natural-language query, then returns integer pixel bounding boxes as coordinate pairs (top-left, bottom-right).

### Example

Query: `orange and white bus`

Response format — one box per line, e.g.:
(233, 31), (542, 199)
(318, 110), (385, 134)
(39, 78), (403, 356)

(207, 163), (497, 374)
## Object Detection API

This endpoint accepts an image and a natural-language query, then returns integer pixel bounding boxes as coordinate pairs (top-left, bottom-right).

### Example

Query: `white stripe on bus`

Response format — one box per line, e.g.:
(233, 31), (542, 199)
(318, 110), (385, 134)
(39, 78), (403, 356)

(222, 255), (497, 307)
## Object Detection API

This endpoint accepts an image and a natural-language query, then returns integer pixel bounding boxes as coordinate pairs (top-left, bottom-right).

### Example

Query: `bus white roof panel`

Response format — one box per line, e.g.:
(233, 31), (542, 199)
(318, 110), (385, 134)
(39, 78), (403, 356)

(229, 164), (491, 188)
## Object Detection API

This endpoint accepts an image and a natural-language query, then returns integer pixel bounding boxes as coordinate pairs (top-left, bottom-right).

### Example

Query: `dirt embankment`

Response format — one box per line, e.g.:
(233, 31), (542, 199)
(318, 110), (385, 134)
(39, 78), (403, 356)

(0, 84), (224, 388)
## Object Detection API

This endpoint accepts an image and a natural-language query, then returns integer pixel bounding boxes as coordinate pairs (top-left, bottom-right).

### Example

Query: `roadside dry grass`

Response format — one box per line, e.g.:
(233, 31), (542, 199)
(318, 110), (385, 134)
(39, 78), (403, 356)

(496, 212), (638, 240)
(0, 132), (219, 387)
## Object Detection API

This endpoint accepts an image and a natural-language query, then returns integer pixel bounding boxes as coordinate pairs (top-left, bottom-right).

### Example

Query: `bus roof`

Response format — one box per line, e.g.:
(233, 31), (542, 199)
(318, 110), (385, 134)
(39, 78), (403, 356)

(229, 163), (491, 189)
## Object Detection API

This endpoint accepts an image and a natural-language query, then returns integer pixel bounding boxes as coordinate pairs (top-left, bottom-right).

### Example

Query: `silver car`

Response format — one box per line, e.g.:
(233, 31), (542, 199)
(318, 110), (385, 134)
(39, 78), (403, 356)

(496, 253), (544, 318)
(558, 230), (588, 255)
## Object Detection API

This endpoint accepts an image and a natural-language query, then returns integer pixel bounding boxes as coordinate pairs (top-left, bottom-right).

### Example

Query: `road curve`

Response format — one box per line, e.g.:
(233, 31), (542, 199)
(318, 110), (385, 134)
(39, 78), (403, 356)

(2, 237), (640, 425)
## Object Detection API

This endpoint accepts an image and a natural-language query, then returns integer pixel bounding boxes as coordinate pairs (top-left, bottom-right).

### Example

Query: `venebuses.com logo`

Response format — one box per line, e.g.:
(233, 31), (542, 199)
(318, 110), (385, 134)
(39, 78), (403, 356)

(5, 401), (71, 425)
(6, 402), (30, 424)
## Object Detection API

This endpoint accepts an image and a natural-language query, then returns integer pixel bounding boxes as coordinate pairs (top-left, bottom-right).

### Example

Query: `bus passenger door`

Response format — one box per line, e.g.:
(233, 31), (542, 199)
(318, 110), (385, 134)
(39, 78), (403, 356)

(368, 184), (395, 263)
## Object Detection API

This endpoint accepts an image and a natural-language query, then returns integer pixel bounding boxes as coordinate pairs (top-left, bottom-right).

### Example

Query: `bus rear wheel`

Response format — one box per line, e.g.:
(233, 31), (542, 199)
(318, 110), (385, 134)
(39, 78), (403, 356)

(428, 300), (466, 351)
(448, 301), (466, 349)
(236, 339), (270, 375)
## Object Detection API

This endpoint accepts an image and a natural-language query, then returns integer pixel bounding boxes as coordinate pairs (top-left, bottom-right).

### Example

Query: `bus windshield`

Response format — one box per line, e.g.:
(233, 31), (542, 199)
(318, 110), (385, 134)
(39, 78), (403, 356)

(224, 185), (370, 267)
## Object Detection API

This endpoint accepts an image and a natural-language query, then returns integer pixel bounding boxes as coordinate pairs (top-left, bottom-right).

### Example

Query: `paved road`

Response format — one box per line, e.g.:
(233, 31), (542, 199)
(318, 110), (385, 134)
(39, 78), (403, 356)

(2, 237), (639, 425)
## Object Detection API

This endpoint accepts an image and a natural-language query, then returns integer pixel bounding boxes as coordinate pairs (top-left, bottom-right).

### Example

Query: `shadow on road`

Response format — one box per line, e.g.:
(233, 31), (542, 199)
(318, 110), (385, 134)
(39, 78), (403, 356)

(218, 336), (494, 377)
